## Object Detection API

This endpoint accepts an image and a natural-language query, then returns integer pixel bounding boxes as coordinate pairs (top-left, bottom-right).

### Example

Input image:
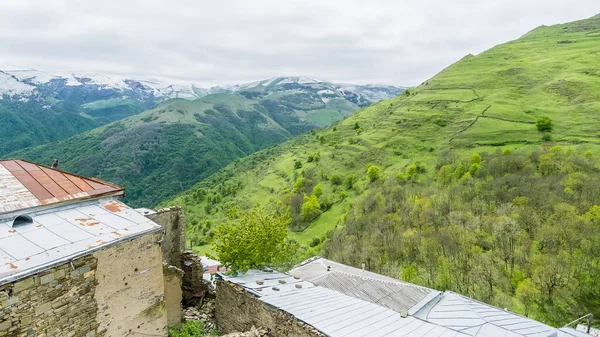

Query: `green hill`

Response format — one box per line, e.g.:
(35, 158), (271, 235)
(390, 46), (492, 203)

(164, 14), (600, 324)
(8, 79), (396, 207)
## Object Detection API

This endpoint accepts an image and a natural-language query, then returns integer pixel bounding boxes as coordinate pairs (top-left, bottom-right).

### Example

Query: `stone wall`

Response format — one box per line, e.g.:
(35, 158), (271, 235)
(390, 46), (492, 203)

(0, 231), (168, 337)
(215, 279), (325, 337)
(0, 255), (100, 337)
(146, 207), (186, 269)
(145, 207), (187, 327)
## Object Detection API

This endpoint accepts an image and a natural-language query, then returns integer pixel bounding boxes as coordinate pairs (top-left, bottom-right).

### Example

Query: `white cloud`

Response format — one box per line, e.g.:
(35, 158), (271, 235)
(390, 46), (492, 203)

(0, 0), (598, 86)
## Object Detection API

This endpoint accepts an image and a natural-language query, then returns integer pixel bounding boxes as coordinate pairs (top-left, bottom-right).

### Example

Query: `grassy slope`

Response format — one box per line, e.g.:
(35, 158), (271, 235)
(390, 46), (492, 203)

(164, 14), (600, 253)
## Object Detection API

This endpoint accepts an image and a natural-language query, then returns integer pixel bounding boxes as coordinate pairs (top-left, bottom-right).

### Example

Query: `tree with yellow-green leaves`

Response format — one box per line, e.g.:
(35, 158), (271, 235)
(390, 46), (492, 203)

(213, 205), (296, 274)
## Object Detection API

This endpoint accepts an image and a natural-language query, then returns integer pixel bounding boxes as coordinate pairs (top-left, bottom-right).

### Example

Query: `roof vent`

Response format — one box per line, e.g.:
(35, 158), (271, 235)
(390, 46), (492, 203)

(12, 215), (33, 227)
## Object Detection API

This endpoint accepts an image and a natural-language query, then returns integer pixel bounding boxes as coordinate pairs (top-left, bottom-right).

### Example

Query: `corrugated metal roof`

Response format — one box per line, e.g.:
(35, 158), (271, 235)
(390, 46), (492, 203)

(290, 257), (432, 313)
(0, 159), (123, 216)
(412, 291), (591, 337)
(220, 269), (467, 337)
(0, 197), (162, 285)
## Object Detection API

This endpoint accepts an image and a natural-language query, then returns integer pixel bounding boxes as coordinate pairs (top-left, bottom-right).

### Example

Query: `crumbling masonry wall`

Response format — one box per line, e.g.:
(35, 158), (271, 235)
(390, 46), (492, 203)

(215, 279), (325, 337)
(145, 207), (186, 326)
(0, 255), (100, 337)
(0, 232), (168, 337)
(146, 207), (186, 269)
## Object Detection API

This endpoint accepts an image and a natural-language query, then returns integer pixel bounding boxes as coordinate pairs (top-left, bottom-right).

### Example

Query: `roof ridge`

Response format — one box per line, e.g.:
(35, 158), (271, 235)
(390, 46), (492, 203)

(317, 269), (431, 291)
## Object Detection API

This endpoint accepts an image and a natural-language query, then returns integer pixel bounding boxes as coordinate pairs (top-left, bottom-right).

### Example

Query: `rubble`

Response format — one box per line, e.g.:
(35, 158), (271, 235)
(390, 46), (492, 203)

(221, 326), (270, 337)
(183, 297), (217, 332)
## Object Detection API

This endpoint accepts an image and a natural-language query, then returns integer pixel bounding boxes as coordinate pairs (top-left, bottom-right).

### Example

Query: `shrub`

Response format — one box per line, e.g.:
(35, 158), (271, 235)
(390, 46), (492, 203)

(168, 320), (206, 337)
(319, 195), (333, 211)
(542, 133), (553, 142)
(536, 116), (553, 132)
(330, 174), (343, 185)
(309, 237), (321, 247)
(294, 160), (303, 169)
(312, 184), (323, 198)
(367, 165), (381, 182)
(344, 174), (358, 189)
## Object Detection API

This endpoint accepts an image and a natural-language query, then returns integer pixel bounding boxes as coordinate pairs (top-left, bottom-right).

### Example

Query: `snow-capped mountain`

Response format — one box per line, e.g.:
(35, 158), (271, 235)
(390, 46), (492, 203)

(0, 68), (405, 107)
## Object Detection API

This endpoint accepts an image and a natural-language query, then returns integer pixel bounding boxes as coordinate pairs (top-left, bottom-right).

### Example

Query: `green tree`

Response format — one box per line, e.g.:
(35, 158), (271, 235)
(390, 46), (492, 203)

(213, 206), (293, 274)
(301, 195), (321, 221)
(294, 159), (303, 169)
(367, 165), (381, 182)
(536, 116), (553, 132)
(344, 174), (358, 189)
(312, 184), (323, 198)
(330, 174), (343, 185)
(470, 153), (482, 165)
(516, 278), (540, 317)
(406, 164), (418, 180)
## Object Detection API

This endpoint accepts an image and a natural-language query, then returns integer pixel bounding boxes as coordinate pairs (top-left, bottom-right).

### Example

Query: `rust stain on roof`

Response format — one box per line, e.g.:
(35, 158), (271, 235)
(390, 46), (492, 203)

(0, 159), (124, 214)
(111, 231), (124, 237)
(9, 263), (18, 269)
(8, 229), (16, 233)
(75, 218), (100, 227)
(103, 201), (129, 213)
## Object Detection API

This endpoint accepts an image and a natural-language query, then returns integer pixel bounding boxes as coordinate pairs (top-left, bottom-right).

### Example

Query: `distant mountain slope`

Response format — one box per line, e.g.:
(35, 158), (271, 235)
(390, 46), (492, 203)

(8, 76), (403, 207)
(0, 69), (404, 156)
(165, 14), (600, 250)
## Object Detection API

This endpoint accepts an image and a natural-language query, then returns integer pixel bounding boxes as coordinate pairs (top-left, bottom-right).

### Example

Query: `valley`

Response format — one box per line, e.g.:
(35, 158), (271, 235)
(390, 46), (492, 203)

(162, 13), (600, 324)
(6, 76), (403, 206)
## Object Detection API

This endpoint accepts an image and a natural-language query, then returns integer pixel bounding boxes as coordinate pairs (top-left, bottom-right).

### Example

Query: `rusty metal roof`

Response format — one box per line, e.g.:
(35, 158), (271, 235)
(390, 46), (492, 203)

(0, 159), (123, 216)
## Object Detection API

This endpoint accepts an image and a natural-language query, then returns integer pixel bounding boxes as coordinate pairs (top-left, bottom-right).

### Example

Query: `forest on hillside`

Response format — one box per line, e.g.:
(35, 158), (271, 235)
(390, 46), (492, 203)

(322, 147), (600, 325)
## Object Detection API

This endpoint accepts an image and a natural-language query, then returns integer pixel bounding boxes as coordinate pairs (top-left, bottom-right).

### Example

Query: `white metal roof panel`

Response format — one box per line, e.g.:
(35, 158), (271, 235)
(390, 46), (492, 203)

(0, 197), (162, 284)
(221, 269), (468, 337)
(290, 257), (432, 313)
(413, 291), (563, 337)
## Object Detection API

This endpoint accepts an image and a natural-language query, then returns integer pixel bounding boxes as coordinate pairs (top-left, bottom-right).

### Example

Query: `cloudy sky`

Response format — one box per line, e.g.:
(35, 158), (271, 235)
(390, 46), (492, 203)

(0, 0), (598, 87)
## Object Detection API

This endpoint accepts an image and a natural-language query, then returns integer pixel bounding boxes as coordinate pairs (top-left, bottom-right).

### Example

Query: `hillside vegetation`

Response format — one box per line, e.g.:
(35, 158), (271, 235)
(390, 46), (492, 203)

(10, 79), (398, 206)
(164, 14), (600, 324)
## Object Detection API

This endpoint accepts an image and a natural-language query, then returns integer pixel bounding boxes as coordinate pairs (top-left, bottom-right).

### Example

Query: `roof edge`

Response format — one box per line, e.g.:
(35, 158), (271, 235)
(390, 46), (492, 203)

(0, 224), (163, 286)
(0, 190), (125, 221)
